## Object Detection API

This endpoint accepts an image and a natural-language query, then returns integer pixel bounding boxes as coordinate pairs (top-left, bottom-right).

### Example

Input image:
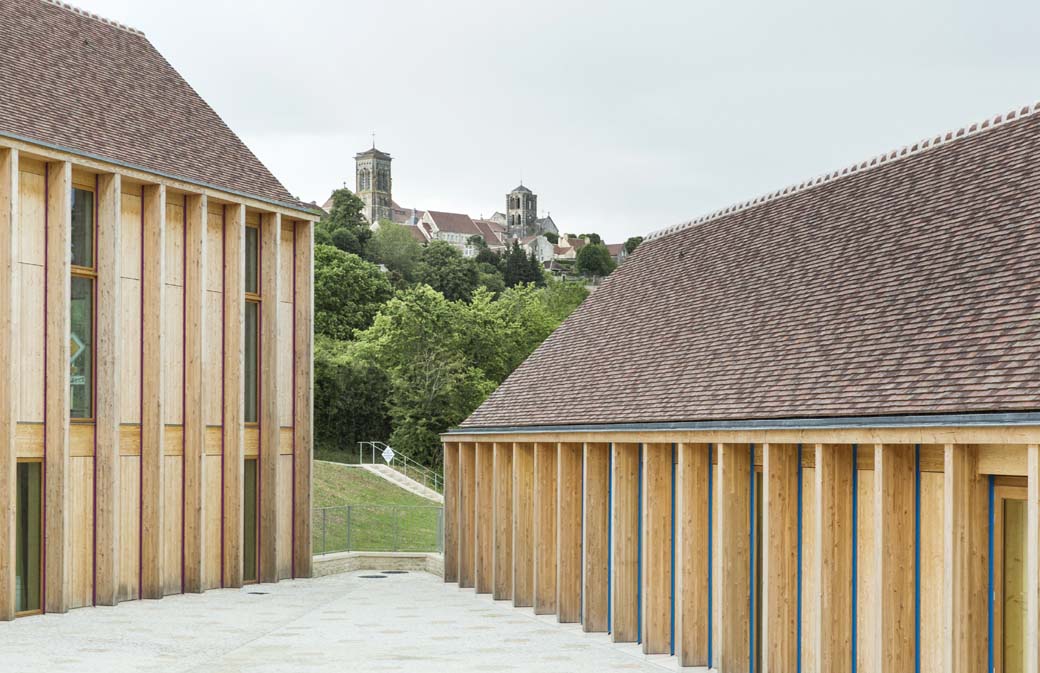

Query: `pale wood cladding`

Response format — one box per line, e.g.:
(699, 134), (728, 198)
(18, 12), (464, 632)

(511, 442), (534, 607)
(763, 443), (798, 673)
(556, 442), (583, 624)
(258, 211), (281, 584)
(611, 442), (639, 642)
(1027, 445), (1040, 673)
(443, 442), (459, 584)
(675, 443), (709, 666)
(532, 442), (557, 614)
(640, 442), (671, 654)
(581, 442), (609, 633)
(815, 444), (854, 673)
(0, 148), (16, 620)
(473, 442), (494, 594)
(458, 443), (475, 589)
(222, 203), (245, 589)
(873, 444), (914, 671)
(182, 193), (206, 594)
(292, 220), (312, 577)
(492, 442), (513, 601)
(719, 442), (751, 671)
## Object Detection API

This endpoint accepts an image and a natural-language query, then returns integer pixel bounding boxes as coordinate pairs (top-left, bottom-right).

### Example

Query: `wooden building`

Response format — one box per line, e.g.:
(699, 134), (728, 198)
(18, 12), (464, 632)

(443, 104), (1040, 673)
(0, 0), (315, 619)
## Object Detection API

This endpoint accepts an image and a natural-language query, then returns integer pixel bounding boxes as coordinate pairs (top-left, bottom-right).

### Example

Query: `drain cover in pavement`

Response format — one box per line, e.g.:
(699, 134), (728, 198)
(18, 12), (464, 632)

(381, 571), (408, 574)
(359, 574), (387, 579)
(248, 591), (269, 595)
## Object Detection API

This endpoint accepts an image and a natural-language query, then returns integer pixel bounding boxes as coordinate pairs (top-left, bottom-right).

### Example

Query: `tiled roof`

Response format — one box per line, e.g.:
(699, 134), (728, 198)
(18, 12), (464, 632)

(474, 220), (505, 247)
(427, 210), (481, 236)
(0, 0), (314, 214)
(461, 103), (1040, 428)
(405, 224), (430, 243)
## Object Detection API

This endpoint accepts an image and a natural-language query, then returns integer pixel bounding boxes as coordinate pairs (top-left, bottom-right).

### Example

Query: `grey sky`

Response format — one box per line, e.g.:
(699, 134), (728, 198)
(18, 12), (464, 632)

(78, 0), (1040, 242)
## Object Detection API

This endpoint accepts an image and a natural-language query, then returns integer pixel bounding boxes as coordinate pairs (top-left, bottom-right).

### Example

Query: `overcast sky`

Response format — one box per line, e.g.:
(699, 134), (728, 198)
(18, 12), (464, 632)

(78, 0), (1040, 242)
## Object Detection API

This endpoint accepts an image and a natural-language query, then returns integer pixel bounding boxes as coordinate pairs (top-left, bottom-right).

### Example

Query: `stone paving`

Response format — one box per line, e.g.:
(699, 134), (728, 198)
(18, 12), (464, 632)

(0, 571), (687, 672)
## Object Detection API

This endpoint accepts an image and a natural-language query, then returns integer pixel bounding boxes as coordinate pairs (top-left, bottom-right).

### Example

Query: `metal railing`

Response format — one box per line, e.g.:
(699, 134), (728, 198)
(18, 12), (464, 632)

(358, 441), (444, 494)
(313, 505), (444, 556)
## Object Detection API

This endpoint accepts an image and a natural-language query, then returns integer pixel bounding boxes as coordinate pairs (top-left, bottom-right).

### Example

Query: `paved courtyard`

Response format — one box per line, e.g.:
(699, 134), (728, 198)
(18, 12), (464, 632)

(0, 571), (681, 672)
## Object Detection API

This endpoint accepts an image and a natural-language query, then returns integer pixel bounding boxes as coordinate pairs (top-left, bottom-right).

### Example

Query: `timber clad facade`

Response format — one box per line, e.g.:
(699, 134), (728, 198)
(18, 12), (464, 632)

(0, 0), (314, 620)
(444, 104), (1040, 672)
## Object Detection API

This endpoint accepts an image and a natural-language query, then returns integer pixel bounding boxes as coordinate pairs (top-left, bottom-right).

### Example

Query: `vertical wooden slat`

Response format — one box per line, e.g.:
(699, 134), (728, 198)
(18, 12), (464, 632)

(182, 192), (206, 593)
(140, 183), (165, 600)
(222, 203), (245, 589)
(874, 444), (914, 671)
(641, 442), (672, 654)
(458, 442), (475, 589)
(611, 442), (639, 641)
(1028, 444), (1040, 673)
(582, 442), (610, 632)
(533, 442), (557, 614)
(45, 161), (72, 613)
(762, 443), (798, 673)
(720, 442), (751, 671)
(0, 148), (16, 621)
(258, 211), (280, 584)
(814, 443), (853, 673)
(942, 444), (988, 673)
(675, 443), (709, 666)
(443, 441), (459, 583)
(557, 442), (583, 623)
(474, 441), (493, 594)
(492, 441), (513, 600)
(292, 220), (313, 578)
(512, 442), (534, 607)
(94, 172), (121, 606)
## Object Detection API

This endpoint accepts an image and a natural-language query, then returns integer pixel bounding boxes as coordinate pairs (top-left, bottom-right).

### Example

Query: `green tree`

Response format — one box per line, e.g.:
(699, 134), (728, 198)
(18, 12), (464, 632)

(527, 250), (546, 287)
(575, 242), (616, 278)
(544, 231), (559, 244)
(624, 235), (644, 254)
(475, 245), (501, 268)
(502, 240), (529, 287)
(368, 221), (423, 280)
(475, 262), (505, 295)
(414, 241), (481, 302)
(580, 232), (603, 245)
(539, 279), (589, 323)
(314, 337), (391, 454)
(467, 234), (487, 249)
(316, 188), (371, 256)
(314, 244), (393, 340)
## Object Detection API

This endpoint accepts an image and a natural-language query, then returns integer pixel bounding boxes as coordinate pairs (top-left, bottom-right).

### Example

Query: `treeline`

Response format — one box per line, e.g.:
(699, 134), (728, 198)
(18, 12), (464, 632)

(313, 189), (589, 468)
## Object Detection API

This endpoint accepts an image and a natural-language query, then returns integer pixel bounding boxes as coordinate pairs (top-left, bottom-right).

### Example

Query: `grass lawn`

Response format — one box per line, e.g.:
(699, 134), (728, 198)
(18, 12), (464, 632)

(312, 460), (442, 555)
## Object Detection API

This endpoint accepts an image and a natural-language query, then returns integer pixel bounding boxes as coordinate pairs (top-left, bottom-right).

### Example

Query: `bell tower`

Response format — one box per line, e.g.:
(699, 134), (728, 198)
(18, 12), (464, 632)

(506, 184), (537, 238)
(355, 145), (393, 223)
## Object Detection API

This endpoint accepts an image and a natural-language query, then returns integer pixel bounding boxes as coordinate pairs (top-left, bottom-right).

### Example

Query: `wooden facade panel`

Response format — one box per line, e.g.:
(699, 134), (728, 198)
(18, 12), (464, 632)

(641, 442), (671, 653)
(119, 277), (142, 424)
(279, 225), (293, 303)
(163, 286), (184, 425)
(16, 263), (43, 422)
(17, 165), (44, 266)
(0, 147), (15, 621)
(69, 456), (94, 609)
(920, 470), (944, 672)
(557, 442), (582, 624)
(676, 443), (709, 666)
(163, 455), (182, 596)
(763, 444), (799, 673)
(203, 454), (222, 590)
(720, 443), (751, 672)
(458, 443), (475, 589)
(204, 291), (222, 427)
(857, 467), (878, 673)
(205, 208), (223, 293)
(278, 300), (293, 427)
(291, 219), (312, 579)
(511, 443), (533, 607)
(164, 197), (184, 288)
(244, 427), (259, 458)
(611, 442), (639, 642)
(533, 442), (557, 614)
(120, 190), (141, 280)
(277, 453), (293, 580)
(492, 442), (513, 601)
(713, 458), (722, 664)
(801, 466), (818, 673)
(443, 443), (459, 584)
(815, 444), (854, 673)
(581, 442), (609, 633)
(118, 455), (140, 602)
(474, 442), (494, 594)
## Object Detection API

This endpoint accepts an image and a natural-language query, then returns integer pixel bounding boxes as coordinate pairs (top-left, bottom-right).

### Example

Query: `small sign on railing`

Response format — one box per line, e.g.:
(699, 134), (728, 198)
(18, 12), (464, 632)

(381, 445), (395, 464)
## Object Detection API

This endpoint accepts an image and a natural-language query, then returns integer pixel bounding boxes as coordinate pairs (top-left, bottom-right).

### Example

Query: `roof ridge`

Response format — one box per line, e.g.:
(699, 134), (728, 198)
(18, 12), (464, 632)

(40, 0), (144, 36)
(646, 100), (1040, 242)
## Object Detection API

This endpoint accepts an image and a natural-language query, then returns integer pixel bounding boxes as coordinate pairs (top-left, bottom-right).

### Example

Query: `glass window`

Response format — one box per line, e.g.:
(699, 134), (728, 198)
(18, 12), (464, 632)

(16, 461), (42, 614)
(243, 458), (258, 583)
(245, 226), (259, 294)
(70, 275), (93, 419)
(244, 301), (258, 423)
(71, 188), (94, 268)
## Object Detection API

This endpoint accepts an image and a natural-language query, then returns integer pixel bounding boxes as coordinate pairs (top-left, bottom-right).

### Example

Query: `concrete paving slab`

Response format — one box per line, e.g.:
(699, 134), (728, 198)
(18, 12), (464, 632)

(0, 571), (680, 672)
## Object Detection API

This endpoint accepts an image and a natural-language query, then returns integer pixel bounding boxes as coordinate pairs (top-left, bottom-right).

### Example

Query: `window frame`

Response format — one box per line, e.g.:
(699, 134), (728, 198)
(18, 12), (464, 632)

(15, 457), (43, 617)
(70, 181), (97, 423)
(244, 221), (261, 427)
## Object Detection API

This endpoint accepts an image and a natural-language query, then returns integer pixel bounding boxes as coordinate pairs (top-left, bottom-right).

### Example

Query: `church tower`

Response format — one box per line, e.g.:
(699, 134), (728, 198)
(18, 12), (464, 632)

(506, 184), (537, 238)
(355, 146), (393, 223)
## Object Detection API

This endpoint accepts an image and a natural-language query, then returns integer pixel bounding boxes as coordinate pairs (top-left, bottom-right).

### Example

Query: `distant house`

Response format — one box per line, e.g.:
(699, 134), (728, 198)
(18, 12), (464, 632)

(422, 210), (485, 257)
(553, 237), (587, 260)
(473, 218), (508, 251)
(605, 243), (628, 265)
(519, 235), (556, 263)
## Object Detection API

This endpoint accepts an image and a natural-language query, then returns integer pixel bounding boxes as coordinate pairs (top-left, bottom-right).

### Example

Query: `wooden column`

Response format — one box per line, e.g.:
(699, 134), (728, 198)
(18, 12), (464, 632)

(719, 442), (751, 672)
(611, 442), (639, 641)
(762, 443), (798, 673)
(873, 444), (914, 671)
(814, 443), (854, 673)
(641, 442), (672, 654)
(139, 182), (166, 600)
(557, 442), (583, 623)
(443, 441), (459, 583)
(942, 444), (988, 673)
(675, 443), (709, 666)
(180, 192), (206, 593)
(292, 220), (313, 578)
(512, 442), (534, 607)
(458, 442), (476, 589)
(0, 148), (16, 621)
(492, 441), (513, 600)
(222, 202), (245, 589)
(582, 442), (610, 632)
(1028, 444), (1040, 673)
(533, 442), (557, 614)
(258, 211), (280, 584)
(474, 442), (493, 594)
(94, 172), (122, 605)
(44, 161), (72, 613)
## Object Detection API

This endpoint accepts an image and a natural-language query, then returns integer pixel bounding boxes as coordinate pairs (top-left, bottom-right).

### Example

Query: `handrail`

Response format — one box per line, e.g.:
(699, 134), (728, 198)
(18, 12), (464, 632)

(357, 441), (444, 494)
(313, 504), (444, 555)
